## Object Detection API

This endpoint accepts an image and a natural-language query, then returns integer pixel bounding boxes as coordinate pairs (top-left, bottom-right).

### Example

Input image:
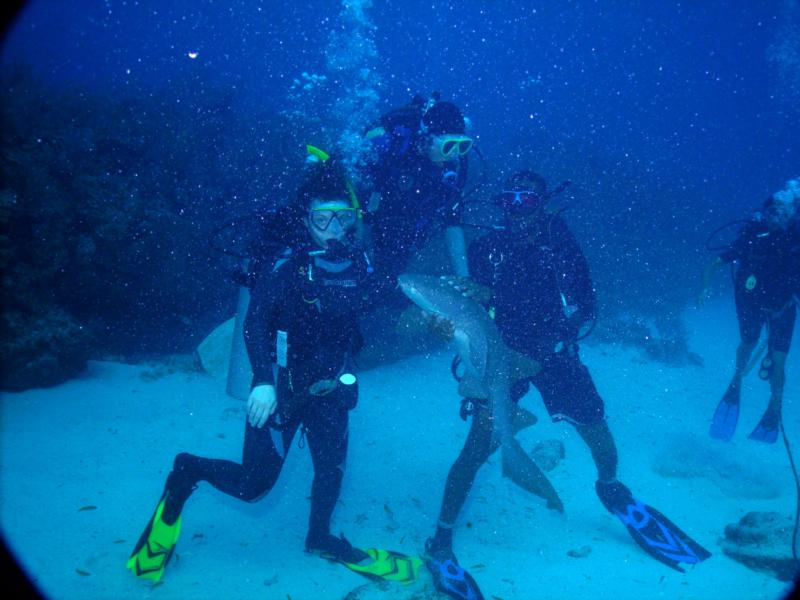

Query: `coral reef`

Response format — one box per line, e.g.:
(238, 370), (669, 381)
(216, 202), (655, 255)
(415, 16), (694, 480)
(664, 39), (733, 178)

(0, 67), (294, 390)
(721, 511), (799, 582)
(0, 185), (93, 389)
(592, 312), (704, 367)
(530, 439), (565, 472)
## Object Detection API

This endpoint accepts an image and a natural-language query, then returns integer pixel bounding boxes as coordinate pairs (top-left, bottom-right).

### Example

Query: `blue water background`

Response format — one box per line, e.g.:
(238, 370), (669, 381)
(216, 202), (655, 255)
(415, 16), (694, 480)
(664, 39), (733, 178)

(2, 3), (799, 598)
(2, 0), (798, 329)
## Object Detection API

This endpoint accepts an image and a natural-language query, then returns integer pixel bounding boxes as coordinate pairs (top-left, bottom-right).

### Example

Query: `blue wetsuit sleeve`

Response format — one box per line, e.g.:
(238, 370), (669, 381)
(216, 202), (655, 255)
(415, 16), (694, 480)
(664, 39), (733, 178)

(243, 258), (294, 388)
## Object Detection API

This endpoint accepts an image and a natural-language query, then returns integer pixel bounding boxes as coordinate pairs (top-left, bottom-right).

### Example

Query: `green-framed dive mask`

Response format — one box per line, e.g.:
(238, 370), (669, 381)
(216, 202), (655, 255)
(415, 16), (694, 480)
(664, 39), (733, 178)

(309, 204), (359, 232)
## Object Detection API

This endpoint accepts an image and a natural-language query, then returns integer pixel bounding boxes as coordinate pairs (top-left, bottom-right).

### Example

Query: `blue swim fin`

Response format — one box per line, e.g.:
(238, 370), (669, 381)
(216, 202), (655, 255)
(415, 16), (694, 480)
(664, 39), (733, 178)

(426, 558), (485, 600)
(596, 481), (711, 572)
(747, 410), (780, 444)
(709, 386), (740, 441)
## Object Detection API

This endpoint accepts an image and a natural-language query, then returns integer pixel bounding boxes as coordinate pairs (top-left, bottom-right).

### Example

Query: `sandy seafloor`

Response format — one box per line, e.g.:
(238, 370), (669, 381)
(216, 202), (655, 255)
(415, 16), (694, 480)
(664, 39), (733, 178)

(1, 297), (798, 600)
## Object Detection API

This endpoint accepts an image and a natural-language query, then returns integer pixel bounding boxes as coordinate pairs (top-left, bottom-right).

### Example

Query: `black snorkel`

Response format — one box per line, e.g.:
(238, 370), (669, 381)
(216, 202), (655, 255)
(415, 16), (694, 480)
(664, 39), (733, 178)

(321, 237), (359, 262)
(460, 145), (489, 203)
(545, 180), (572, 206)
(704, 219), (751, 253)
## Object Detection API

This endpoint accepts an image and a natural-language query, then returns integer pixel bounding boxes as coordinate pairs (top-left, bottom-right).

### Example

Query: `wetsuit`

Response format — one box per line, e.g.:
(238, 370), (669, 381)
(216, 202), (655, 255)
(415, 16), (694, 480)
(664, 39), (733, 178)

(472, 215), (600, 422)
(160, 245), (373, 545)
(427, 214), (709, 570)
(720, 220), (800, 353)
(364, 123), (467, 289)
(435, 214), (605, 528)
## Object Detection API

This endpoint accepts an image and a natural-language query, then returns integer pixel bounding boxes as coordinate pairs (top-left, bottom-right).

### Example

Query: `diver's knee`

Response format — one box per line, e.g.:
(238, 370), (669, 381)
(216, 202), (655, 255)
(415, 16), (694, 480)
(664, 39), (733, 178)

(239, 480), (273, 503)
(173, 452), (194, 472)
(240, 467), (281, 502)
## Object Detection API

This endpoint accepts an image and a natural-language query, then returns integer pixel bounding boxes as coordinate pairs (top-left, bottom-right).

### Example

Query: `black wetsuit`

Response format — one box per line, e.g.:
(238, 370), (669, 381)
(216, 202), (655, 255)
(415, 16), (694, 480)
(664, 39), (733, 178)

(161, 245), (373, 543)
(437, 214), (606, 526)
(470, 216), (601, 423)
(364, 125), (466, 289)
(720, 220), (800, 353)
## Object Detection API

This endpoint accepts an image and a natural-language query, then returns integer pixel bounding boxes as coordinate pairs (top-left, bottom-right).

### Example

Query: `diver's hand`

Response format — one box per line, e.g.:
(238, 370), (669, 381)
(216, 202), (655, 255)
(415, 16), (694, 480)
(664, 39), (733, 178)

(441, 276), (492, 305)
(247, 384), (277, 428)
(427, 313), (455, 341)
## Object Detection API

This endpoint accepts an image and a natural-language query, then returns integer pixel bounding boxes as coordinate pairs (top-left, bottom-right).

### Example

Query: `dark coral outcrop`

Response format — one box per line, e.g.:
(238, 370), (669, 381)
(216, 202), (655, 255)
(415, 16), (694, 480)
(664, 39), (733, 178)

(0, 67), (298, 390)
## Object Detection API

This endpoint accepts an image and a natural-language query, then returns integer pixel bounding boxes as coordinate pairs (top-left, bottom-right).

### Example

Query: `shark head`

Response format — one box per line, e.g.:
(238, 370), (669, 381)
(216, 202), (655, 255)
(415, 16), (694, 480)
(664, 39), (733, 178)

(397, 273), (490, 330)
(397, 274), (444, 315)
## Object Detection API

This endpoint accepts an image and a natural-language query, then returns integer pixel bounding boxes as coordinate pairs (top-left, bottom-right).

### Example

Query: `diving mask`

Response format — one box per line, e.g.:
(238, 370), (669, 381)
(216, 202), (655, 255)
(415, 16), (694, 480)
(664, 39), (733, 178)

(496, 189), (545, 212)
(309, 203), (359, 232)
(429, 134), (473, 163)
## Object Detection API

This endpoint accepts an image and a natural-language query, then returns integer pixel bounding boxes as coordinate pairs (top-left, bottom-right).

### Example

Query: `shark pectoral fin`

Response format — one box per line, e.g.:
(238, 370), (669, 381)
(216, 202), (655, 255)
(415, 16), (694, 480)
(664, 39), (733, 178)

(506, 349), (541, 380)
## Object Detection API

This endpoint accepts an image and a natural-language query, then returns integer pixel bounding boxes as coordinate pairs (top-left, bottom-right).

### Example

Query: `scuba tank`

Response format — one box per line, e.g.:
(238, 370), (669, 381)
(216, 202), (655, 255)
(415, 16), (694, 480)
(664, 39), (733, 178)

(227, 270), (253, 400)
(210, 206), (303, 400)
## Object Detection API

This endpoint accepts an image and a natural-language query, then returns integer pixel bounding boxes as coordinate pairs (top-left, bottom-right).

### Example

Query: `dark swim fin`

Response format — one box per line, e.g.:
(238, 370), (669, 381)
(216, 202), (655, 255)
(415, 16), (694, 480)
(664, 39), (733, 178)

(709, 386), (740, 441)
(338, 548), (423, 584)
(747, 410), (780, 444)
(596, 481), (711, 572)
(426, 558), (485, 600)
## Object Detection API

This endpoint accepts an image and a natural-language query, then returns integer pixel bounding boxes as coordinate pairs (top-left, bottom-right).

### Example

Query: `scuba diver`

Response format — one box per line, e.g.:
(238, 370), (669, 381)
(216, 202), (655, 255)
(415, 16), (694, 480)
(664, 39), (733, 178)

(224, 96), (477, 398)
(423, 171), (711, 572)
(126, 155), (374, 582)
(362, 93), (475, 290)
(700, 178), (800, 444)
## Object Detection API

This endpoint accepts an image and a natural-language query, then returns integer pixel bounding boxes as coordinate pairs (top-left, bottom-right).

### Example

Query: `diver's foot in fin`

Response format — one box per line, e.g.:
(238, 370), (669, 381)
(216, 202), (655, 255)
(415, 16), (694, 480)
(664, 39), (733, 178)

(126, 497), (182, 582)
(748, 409), (780, 444)
(424, 536), (459, 564)
(337, 548), (423, 584)
(305, 532), (369, 564)
(709, 385), (740, 441)
(595, 480), (711, 572)
(426, 558), (485, 600)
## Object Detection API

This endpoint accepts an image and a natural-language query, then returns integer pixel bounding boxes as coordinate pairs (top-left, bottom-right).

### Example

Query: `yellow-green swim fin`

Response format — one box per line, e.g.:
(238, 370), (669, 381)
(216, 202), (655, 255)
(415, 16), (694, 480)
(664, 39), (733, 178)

(126, 497), (182, 582)
(339, 548), (423, 584)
